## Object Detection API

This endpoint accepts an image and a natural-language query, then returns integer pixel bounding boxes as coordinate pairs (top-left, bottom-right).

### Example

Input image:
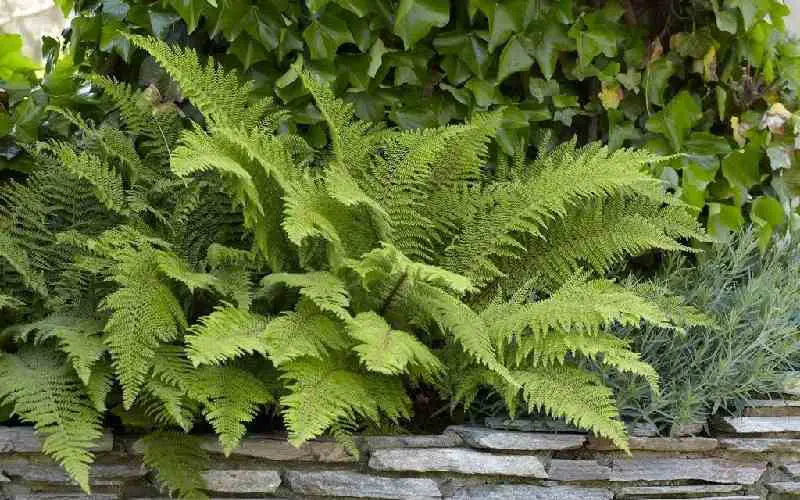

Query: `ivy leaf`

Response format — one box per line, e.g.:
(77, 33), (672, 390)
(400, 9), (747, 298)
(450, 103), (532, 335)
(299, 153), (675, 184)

(497, 36), (534, 82)
(721, 142), (763, 205)
(228, 36), (268, 70)
(751, 195), (785, 248)
(727, 0), (759, 30)
(54, 0), (75, 16)
(368, 39), (389, 78)
(394, 0), (450, 49)
(303, 14), (354, 60)
(644, 57), (675, 107)
(527, 23), (573, 79)
(646, 91), (702, 152)
(488, 3), (522, 52)
(465, 78), (501, 108)
(707, 202), (745, 239)
(529, 77), (559, 102)
(168, 0), (207, 33)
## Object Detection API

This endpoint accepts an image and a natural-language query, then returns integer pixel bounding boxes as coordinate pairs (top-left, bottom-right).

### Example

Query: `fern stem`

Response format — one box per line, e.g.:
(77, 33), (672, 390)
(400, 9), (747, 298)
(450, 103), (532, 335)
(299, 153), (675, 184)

(380, 271), (408, 316)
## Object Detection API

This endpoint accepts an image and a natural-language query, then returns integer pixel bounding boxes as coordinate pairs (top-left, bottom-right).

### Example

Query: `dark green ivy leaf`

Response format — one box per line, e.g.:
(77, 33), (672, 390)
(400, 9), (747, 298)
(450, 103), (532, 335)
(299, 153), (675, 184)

(497, 35), (533, 82)
(303, 14), (354, 60)
(394, 0), (450, 49)
(645, 91), (702, 152)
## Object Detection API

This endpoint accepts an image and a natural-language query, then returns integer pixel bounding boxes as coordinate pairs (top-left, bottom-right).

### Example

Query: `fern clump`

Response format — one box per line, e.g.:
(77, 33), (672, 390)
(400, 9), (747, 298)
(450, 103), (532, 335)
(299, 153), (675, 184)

(128, 37), (703, 451)
(0, 35), (706, 496)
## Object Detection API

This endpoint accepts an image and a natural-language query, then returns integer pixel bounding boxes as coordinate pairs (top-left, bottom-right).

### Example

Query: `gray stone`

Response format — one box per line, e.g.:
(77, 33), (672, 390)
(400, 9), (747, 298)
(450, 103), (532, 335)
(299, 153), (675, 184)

(767, 482), (800, 494)
(447, 426), (585, 451)
(132, 434), (355, 462)
(673, 422), (705, 436)
(610, 458), (766, 484)
(745, 399), (800, 417)
(285, 470), (440, 499)
(202, 469), (281, 494)
(368, 448), (547, 477)
(784, 462), (800, 478)
(448, 485), (612, 500)
(548, 459), (611, 481)
(587, 437), (717, 452)
(720, 437), (800, 452)
(484, 417), (580, 433)
(618, 484), (744, 497)
(635, 497), (759, 500)
(716, 416), (800, 434)
(0, 428), (113, 454)
(363, 434), (463, 450)
(4, 496), (119, 500)
(0, 457), (143, 484)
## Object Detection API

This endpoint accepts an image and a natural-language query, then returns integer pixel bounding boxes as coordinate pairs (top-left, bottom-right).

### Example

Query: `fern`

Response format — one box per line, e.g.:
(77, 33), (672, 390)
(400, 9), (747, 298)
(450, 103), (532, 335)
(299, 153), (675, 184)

(0, 347), (103, 492)
(141, 431), (209, 500)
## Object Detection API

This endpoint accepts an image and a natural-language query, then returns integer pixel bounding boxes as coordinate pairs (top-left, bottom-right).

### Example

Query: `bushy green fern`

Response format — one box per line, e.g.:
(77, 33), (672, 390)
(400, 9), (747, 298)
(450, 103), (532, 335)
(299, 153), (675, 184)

(129, 36), (705, 452)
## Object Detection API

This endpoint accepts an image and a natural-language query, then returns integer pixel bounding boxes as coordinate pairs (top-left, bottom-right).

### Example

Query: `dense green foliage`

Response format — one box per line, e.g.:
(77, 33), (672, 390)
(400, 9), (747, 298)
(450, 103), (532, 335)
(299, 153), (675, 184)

(4, 0), (800, 239)
(0, 33), (708, 494)
(612, 229), (800, 434)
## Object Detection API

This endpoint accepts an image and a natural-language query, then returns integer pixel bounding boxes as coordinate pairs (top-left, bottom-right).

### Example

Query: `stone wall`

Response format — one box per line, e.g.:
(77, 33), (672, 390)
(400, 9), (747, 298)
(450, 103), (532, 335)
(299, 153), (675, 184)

(0, 397), (799, 499)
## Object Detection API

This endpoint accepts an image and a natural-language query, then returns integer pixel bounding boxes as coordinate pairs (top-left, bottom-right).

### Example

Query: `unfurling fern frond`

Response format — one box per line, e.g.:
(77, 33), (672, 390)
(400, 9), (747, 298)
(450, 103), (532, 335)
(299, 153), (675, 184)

(141, 431), (209, 500)
(0, 347), (103, 492)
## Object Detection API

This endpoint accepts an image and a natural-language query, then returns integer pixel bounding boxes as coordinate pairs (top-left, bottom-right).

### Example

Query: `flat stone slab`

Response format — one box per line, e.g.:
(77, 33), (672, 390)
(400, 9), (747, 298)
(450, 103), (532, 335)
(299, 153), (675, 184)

(484, 418), (581, 433)
(131, 434), (355, 462)
(368, 448), (547, 477)
(0, 428), (113, 453)
(618, 484), (744, 497)
(285, 470), (440, 499)
(715, 416), (800, 434)
(719, 437), (800, 452)
(745, 399), (800, 417)
(587, 437), (718, 452)
(447, 426), (585, 451)
(448, 485), (612, 500)
(0, 457), (143, 484)
(610, 458), (766, 484)
(627, 422), (659, 437)
(784, 462), (800, 478)
(202, 470), (281, 494)
(548, 459), (611, 481)
(767, 481), (800, 494)
(363, 434), (463, 450)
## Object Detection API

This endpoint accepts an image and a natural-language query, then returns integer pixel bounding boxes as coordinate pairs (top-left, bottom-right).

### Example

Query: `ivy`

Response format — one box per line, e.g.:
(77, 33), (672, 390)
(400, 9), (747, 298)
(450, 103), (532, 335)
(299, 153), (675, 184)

(2, 0), (800, 239)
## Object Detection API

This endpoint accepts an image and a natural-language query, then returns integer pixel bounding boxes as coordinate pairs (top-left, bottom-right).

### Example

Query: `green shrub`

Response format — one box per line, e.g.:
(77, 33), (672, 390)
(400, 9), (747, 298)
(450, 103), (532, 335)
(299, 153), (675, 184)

(6, 0), (799, 238)
(611, 229), (800, 434)
(0, 36), (705, 494)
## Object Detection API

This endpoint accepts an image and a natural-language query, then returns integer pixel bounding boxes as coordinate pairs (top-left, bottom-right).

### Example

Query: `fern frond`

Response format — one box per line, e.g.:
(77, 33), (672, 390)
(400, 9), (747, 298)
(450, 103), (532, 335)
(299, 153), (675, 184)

(0, 347), (103, 492)
(155, 251), (217, 293)
(186, 306), (270, 366)
(347, 312), (441, 376)
(515, 366), (629, 450)
(129, 35), (270, 128)
(280, 356), (410, 446)
(262, 272), (351, 320)
(101, 253), (187, 408)
(0, 294), (23, 309)
(141, 431), (209, 500)
(85, 359), (113, 412)
(184, 366), (273, 455)
(9, 314), (105, 384)
(88, 75), (151, 135)
(48, 142), (125, 213)
(262, 304), (350, 366)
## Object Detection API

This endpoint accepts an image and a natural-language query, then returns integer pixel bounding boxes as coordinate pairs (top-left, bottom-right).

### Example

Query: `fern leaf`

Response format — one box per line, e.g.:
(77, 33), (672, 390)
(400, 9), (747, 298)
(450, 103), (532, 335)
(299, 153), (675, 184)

(347, 312), (441, 376)
(129, 35), (269, 128)
(186, 306), (270, 366)
(280, 356), (410, 446)
(262, 271), (351, 320)
(184, 366), (273, 455)
(101, 256), (187, 408)
(85, 359), (113, 412)
(0, 294), (23, 309)
(515, 366), (629, 450)
(0, 347), (103, 492)
(141, 431), (209, 500)
(155, 251), (217, 293)
(48, 143), (125, 213)
(9, 314), (105, 384)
